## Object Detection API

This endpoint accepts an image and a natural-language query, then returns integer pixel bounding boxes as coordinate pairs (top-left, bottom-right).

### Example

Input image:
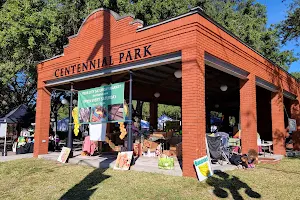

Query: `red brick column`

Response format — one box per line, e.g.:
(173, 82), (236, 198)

(33, 86), (51, 157)
(182, 47), (206, 178)
(150, 100), (158, 129)
(271, 91), (286, 155)
(240, 74), (257, 154)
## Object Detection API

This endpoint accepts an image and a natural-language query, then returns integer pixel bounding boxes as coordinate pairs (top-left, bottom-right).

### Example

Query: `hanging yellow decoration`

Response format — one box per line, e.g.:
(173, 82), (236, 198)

(119, 122), (127, 140)
(72, 107), (79, 136)
(124, 100), (129, 117)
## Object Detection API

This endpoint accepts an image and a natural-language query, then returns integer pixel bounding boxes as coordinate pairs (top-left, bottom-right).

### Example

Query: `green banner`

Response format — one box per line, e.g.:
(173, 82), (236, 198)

(78, 82), (125, 123)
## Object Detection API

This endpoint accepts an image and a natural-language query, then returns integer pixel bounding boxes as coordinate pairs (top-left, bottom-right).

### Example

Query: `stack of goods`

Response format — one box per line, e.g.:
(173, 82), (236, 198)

(133, 143), (142, 156)
(163, 147), (177, 157)
(143, 139), (158, 152)
(152, 132), (166, 139)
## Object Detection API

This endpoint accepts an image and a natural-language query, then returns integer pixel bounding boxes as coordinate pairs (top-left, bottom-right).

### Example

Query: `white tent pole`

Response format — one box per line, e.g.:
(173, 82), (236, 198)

(2, 120), (7, 156)
(3, 126), (7, 156)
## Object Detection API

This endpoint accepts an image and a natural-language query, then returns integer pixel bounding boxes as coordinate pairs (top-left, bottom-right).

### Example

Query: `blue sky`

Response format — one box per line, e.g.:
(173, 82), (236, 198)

(257, 0), (299, 73)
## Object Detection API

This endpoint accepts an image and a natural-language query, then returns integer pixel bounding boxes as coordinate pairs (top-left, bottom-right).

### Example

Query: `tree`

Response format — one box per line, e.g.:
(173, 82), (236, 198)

(202, 0), (297, 70)
(279, 0), (300, 79)
(279, 0), (300, 46)
(291, 72), (300, 79)
(158, 104), (181, 120)
(0, 0), (64, 116)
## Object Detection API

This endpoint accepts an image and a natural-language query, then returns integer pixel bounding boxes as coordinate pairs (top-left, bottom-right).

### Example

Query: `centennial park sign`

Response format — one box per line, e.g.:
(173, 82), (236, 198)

(54, 45), (152, 77)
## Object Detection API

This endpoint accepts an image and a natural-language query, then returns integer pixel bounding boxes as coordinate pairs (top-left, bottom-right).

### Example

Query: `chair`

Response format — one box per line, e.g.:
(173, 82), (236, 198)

(229, 138), (241, 153)
(206, 135), (230, 165)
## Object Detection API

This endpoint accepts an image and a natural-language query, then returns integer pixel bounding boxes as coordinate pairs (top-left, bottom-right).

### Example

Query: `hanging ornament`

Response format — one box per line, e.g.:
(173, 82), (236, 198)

(119, 122), (127, 140)
(124, 100), (129, 117)
(72, 107), (79, 136)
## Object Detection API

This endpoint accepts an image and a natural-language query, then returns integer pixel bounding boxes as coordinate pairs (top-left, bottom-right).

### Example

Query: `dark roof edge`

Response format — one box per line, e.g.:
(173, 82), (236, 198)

(138, 6), (299, 83)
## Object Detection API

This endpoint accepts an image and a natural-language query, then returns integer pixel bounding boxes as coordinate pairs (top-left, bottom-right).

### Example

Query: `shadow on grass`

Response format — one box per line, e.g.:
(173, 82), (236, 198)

(59, 168), (110, 200)
(206, 171), (261, 200)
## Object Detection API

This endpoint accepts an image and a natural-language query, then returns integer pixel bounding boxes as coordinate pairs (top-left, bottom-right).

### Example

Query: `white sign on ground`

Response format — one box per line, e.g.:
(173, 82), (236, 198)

(57, 147), (71, 163)
(288, 118), (297, 132)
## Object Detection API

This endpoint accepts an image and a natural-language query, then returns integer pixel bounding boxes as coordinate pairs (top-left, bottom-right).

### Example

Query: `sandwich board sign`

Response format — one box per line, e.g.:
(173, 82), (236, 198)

(194, 155), (213, 181)
(57, 147), (71, 163)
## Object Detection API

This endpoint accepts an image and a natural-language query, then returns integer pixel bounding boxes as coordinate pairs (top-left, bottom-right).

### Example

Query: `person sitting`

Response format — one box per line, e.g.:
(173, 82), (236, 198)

(230, 149), (258, 169)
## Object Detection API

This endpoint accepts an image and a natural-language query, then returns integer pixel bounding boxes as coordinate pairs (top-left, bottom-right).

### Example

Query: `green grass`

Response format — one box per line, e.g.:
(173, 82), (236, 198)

(0, 158), (300, 200)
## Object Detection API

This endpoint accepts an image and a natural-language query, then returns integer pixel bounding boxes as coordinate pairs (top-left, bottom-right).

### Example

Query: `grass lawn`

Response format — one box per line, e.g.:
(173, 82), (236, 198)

(0, 158), (300, 200)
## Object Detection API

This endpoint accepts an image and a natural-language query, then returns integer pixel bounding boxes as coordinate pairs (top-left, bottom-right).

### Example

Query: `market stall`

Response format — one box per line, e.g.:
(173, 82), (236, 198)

(0, 105), (34, 156)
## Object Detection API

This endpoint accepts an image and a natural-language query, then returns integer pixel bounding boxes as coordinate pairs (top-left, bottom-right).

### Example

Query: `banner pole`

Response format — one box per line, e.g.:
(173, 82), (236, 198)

(128, 71), (133, 151)
(67, 82), (74, 158)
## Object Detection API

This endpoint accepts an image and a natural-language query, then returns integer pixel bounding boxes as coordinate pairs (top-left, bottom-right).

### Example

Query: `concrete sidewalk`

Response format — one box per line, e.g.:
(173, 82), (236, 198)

(39, 151), (117, 169)
(40, 151), (183, 176)
(0, 152), (33, 162)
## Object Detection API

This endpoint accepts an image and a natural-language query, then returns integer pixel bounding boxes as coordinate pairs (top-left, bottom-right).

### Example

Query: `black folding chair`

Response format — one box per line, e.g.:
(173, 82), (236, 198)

(206, 135), (230, 165)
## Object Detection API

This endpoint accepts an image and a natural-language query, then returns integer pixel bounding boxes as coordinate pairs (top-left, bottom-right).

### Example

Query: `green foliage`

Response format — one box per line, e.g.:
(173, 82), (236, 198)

(279, 0), (300, 45)
(58, 105), (69, 120)
(132, 101), (181, 121)
(158, 104), (181, 120)
(291, 72), (300, 79)
(0, 0), (63, 115)
(202, 0), (297, 70)
(142, 102), (150, 120)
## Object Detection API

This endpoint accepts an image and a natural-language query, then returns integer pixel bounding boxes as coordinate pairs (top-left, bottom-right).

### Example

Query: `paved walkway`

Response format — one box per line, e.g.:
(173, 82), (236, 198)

(40, 151), (239, 176)
(40, 151), (117, 169)
(0, 152), (33, 162)
(131, 156), (183, 176)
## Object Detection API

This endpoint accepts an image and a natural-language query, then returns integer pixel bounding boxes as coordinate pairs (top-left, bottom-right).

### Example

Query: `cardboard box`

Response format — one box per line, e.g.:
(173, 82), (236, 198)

(133, 143), (142, 156)
(163, 150), (176, 157)
(114, 145), (123, 152)
(144, 140), (159, 150)
(170, 146), (177, 151)
(152, 132), (166, 138)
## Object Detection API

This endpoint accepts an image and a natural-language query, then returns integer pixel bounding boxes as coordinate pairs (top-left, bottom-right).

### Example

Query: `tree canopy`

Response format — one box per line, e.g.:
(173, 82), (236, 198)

(0, 0), (298, 117)
(279, 0), (300, 46)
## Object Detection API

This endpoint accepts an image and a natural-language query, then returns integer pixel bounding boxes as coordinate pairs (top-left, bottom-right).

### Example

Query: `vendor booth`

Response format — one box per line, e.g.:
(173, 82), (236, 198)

(0, 105), (34, 155)
(33, 8), (299, 177)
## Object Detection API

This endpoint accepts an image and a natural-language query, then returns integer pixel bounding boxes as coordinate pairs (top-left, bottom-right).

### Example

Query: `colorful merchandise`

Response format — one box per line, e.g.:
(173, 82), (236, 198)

(82, 136), (97, 155)
(17, 136), (26, 147)
(158, 155), (174, 170)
